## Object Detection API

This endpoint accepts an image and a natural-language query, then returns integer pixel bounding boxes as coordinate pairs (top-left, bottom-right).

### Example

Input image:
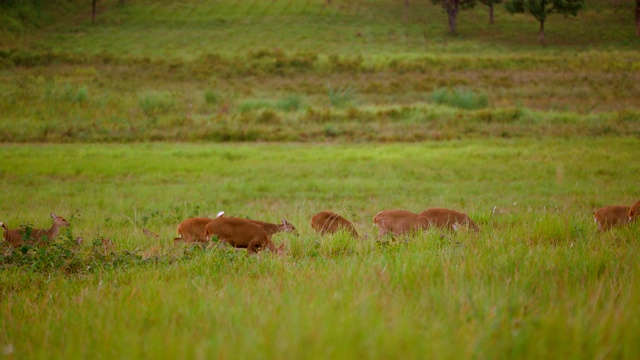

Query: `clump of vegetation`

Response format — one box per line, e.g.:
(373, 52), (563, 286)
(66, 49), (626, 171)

(328, 85), (356, 108)
(138, 91), (175, 117)
(431, 87), (489, 110)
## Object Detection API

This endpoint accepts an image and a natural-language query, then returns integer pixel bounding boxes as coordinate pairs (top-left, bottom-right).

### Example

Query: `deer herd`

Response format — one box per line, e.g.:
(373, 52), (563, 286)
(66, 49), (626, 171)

(2, 199), (640, 253)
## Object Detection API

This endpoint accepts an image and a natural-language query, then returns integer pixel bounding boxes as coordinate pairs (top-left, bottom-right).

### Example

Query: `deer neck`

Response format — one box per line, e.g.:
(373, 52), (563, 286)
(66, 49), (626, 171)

(44, 222), (61, 241)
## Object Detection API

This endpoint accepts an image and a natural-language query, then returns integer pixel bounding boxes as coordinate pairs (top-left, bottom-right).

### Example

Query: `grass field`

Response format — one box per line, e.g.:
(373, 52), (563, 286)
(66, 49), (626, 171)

(1, 140), (640, 359)
(1, 0), (640, 358)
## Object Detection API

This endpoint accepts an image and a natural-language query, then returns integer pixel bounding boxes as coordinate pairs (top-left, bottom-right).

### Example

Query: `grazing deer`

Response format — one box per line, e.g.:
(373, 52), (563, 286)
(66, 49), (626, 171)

(174, 211), (225, 243)
(373, 209), (430, 237)
(418, 208), (480, 233)
(247, 219), (298, 236)
(1, 212), (70, 247)
(311, 211), (358, 237)
(594, 205), (630, 231)
(629, 200), (640, 222)
(204, 216), (284, 254)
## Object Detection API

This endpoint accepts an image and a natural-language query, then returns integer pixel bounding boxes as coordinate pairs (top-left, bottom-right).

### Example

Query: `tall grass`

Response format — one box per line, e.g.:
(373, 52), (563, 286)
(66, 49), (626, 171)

(1, 140), (639, 358)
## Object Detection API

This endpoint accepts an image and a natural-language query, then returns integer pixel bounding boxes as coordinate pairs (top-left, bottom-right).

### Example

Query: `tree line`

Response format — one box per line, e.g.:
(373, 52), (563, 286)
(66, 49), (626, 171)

(2, 0), (639, 42)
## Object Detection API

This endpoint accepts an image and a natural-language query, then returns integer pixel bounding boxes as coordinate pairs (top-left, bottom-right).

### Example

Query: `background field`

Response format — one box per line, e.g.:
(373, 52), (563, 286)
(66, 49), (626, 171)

(1, 0), (639, 142)
(1, 0), (640, 359)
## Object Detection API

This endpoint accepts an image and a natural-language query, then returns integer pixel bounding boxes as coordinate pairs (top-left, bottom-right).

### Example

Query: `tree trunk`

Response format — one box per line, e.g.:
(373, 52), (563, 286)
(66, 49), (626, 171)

(489, 2), (494, 24)
(446, 0), (459, 34)
(538, 19), (545, 44)
(92, 0), (97, 23)
(636, 0), (640, 37)
(404, 0), (410, 23)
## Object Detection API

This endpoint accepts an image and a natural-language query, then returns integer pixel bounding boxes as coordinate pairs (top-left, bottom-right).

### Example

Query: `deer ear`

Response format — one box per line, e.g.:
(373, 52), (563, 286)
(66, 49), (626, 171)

(50, 212), (58, 219)
(217, 211), (225, 218)
(282, 219), (289, 225)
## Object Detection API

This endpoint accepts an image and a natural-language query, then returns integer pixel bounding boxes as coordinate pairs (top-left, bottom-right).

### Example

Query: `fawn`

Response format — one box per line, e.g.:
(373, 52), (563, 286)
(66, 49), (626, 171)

(1, 212), (70, 247)
(311, 211), (358, 237)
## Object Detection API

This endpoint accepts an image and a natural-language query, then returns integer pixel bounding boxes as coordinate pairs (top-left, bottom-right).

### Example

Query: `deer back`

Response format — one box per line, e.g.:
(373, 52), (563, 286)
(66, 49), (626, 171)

(594, 205), (630, 231)
(205, 217), (278, 253)
(176, 217), (215, 242)
(419, 208), (480, 233)
(311, 211), (358, 237)
(373, 209), (428, 236)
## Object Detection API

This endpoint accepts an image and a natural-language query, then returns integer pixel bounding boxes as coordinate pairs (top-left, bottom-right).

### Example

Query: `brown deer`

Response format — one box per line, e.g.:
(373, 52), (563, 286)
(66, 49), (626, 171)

(204, 216), (284, 254)
(311, 211), (358, 237)
(174, 212), (296, 243)
(174, 211), (225, 243)
(373, 209), (430, 237)
(1, 212), (70, 247)
(246, 218), (297, 236)
(629, 200), (640, 222)
(418, 208), (480, 233)
(594, 205), (630, 231)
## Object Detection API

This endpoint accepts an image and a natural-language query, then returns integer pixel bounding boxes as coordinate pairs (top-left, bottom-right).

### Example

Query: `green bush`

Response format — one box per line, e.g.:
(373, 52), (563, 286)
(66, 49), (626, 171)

(432, 87), (489, 110)
(138, 91), (175, 117)
(328, 85), (355, 108)
(276, 95), (304, 112)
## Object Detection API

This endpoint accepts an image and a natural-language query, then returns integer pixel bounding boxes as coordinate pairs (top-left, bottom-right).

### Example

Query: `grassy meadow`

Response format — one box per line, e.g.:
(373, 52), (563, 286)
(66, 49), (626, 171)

(2, 140), (640, 359)
(1, 0), (640, 359)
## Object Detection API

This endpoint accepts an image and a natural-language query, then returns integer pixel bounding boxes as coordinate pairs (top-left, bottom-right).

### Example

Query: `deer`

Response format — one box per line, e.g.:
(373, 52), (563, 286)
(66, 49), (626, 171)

(1, 212), (70, 247)
(245, 218), (297, 236)
(418, 208), (480, 233)
(174, 211), (225, 243)
(373, 209), (430, 237)
(594, 205), (631, 232)
(204, 216), (284, 254)
(311, 211), (358, 237)
(629, 200), (640, 222)
(174, 212), (296, 243)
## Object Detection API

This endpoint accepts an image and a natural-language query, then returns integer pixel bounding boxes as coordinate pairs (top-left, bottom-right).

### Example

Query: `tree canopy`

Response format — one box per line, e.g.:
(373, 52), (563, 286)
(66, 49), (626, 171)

(505, 0), (585, 43)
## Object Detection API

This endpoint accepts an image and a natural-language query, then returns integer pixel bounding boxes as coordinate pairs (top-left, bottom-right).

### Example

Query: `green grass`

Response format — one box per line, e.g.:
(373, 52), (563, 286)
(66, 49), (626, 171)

(1, 0), (640, 358)
(1, 140), (640, 358)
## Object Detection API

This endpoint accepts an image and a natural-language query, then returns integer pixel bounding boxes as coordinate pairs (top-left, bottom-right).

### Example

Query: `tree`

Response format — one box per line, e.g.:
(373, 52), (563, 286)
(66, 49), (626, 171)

(636, 0), (639, 37)
(404, 0), (410, 23)
(92, 0), (97, 23)
(431, 0), (477, 35)
(479, 0), (503, 24)
(505, 0), (584, 43)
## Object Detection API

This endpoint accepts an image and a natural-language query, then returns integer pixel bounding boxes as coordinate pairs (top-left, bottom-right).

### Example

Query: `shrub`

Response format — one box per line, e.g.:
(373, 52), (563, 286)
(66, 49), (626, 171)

(328, 85), (355, 108)
(432, 87), (488, 110)
(43, 82), (88, 104)
(204, 90), (221, 106)
(139, 91), (175, 117)
(276, 95), (303, 112)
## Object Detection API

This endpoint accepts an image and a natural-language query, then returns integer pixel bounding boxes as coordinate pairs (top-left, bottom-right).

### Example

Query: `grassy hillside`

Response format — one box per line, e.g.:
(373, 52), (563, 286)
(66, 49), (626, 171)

(1, 0), (639, 142)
